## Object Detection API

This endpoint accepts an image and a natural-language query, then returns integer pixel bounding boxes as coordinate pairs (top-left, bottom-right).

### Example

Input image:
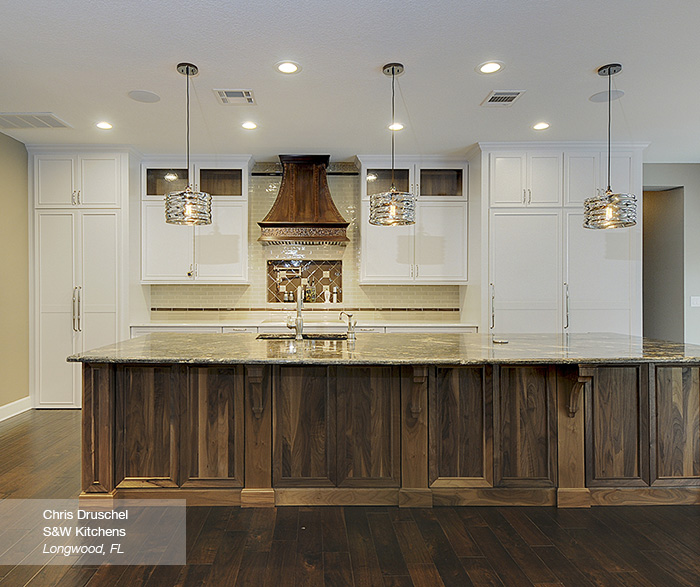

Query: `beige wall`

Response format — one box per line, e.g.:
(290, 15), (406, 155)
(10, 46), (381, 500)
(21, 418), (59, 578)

(0, 133), (28, 407)
(644, 164), (700, 344)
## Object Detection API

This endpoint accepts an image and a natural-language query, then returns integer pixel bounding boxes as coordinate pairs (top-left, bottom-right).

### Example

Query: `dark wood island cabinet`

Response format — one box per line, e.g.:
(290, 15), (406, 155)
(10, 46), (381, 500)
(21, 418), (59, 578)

(70, 333), (700, 507)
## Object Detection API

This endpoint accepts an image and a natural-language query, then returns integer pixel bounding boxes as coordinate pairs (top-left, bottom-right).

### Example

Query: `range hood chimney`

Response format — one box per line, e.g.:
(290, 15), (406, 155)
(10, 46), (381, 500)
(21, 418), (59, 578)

(258, 155), (350, 245)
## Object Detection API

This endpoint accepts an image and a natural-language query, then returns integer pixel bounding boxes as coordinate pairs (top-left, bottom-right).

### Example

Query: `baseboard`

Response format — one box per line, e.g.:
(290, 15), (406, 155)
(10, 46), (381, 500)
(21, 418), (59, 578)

(0, 396), (31, 423)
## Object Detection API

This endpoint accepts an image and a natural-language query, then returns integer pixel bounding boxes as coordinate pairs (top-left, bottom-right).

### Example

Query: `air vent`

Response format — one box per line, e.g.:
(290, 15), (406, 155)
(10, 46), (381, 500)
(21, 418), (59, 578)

(0, 113), (71, 129)
(213, 89), (256, 105)
(480, 90), (526, 107)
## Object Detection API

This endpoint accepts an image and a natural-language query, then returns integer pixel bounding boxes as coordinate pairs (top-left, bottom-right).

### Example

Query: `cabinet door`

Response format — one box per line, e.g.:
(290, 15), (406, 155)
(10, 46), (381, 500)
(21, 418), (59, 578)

(429, 366), (492, 487)
(489, 152), (526, 206)
(489, 210), (562, 333)
(526, 151), (562, 206)
(601, 151), (634, 194)
(181, 367), (245, 487)
(414, 202), (467, 282)
(79, 211), (119, 356)
(336, 366), (400, 487)
(194, 201), (248, 282)
(35, 155), (75, 207)
(585, 365), (649, 487)
(564, 211), (633, 334)
(360, 201), (414, 283)
(141, 201), (194, 282)
(273, 366), (336, 487)
(364, 166), (413, 200)
(35, 212), (80, 406)
(195, 166), (243, 198)
(419, 167), (465, 200)
(78, 154), (120, 207)
(564, 151), (599, 206)
(495, 365), (557, 487)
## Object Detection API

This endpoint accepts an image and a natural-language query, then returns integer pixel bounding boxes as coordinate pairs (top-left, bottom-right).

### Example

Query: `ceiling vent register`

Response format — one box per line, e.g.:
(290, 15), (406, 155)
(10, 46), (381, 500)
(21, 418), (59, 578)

(213, 90), (256, 105)
(0, 113), (71, 129)
(480, 90), (526, 107)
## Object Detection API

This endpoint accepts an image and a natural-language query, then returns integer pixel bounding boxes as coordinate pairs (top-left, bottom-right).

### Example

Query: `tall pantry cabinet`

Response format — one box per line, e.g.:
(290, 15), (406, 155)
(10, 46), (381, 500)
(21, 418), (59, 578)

(31, 149), (129, 408)
(472, 142), (646, 336)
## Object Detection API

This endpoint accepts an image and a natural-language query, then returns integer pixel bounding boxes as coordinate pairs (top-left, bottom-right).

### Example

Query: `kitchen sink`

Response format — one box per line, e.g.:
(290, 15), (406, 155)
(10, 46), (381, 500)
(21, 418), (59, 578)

(256, 333), (348, 340)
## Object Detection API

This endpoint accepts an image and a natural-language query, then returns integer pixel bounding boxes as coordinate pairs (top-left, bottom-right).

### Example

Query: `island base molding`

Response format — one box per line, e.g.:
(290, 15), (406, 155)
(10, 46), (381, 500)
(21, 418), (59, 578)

(81, 361), (700, 508)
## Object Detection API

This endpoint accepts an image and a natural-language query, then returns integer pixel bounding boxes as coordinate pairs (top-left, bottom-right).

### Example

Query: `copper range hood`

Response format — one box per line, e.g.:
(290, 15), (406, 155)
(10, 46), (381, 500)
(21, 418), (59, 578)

(258, 155), (349, 245)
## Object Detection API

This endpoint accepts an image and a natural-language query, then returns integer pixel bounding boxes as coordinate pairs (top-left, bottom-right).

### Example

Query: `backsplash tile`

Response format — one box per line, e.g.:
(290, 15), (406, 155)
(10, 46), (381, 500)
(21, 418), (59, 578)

(150, 172), (460, 317)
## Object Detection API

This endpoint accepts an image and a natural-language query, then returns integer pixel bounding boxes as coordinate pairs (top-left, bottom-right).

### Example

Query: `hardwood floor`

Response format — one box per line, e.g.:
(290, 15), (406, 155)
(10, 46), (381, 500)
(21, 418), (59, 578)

(1, 410), (700, 586)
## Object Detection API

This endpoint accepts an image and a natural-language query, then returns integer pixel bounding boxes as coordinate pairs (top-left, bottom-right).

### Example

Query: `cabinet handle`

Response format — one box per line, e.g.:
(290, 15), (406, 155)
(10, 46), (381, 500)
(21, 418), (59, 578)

(77, 190), (81, 205)
(564, 282), (570, 329)
(523, 189), (526, 204)
(490, 283), (495, 329)
(528, 189), (532, 204)
(416, 265), (419, 278)
(72, 287), (78, 332)
(71, 190), (77, 206)
(187, 264), (194, 278)
(77, 286), (82, 332)
(410, 265), (414, 278)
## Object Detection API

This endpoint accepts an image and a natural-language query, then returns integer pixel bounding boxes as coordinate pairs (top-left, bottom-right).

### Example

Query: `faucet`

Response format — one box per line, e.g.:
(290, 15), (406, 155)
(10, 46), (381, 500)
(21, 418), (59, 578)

(339, 311), (357, 340)
(287, 285), (304, 340)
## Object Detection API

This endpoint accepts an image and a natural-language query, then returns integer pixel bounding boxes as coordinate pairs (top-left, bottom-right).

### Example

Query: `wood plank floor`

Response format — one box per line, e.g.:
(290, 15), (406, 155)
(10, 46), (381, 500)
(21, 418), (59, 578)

(1, 410), (700, 586)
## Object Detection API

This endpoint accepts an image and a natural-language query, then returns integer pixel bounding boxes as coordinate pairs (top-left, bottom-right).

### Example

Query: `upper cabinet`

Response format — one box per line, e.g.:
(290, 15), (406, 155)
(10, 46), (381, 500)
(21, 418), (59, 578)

(34, 152), (124, 208)
(357, 156), (468, 285)
(489, 150), (562, 207)
(140, 156), (252, 284)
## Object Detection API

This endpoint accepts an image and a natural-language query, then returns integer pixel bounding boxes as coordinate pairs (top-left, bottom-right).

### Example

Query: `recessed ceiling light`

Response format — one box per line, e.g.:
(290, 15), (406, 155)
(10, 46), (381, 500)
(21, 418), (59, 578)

(128, 90), (161, 103)
(388, 122), (404, 131)
(276, 61), (301, 74)
(242, 121), (257, 130)
(533, 122), (550, 130)
(477, 61), (504, 74)
(96, 121), (113, 129)
(589, 89), (625, 103)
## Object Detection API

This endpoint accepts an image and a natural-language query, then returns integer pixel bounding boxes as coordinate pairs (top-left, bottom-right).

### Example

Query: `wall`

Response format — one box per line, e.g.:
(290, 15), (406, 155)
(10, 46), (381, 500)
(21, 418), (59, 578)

(643, 164), (700, 344)
(642, 189), (684, 342)
(0, 133), (28, 409)
(150, 172), (462, 322)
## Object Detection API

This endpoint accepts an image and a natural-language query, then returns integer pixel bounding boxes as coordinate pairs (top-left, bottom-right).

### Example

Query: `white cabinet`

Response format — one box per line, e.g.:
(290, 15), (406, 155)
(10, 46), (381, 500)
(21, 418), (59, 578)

(564, 211), (635, 334)
(360, 200), (467, 284)
(384, 325), (477, 333)
(141, 200), (248, 283)
(357, 155), (468, 285)
(35, 210), (121, 407)
(489, 151), (562, 207)
(564, 151), (600, 206)
(140, 157), (251, 284)
(489, 210), (563, 333)
(34, 152), (122, 208)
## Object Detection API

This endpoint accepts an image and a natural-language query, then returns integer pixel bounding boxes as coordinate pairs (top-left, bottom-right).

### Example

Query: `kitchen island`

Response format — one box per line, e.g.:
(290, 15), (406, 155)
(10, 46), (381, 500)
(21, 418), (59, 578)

(70, 332), (700, 508)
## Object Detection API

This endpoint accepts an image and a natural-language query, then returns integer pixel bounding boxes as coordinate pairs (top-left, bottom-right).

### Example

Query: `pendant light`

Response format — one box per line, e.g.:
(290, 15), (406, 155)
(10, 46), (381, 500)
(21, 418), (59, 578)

(583, 63), (636, 229)
(165, 63), (212, 225)
(369, 63), (416, 226)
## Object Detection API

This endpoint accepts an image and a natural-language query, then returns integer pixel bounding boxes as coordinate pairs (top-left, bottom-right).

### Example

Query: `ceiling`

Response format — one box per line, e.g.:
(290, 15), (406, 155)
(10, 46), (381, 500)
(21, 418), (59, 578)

(2, 0), (698, 163)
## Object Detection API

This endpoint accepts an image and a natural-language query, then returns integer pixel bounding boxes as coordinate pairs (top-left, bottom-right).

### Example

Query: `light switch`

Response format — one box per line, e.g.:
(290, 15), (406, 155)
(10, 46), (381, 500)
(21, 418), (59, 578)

(691, 296), (700, 307)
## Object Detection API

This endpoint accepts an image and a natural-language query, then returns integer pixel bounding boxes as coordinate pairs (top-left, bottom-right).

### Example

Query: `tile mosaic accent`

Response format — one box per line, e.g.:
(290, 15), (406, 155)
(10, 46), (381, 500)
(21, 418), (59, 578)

(150, 172), (461, 318)
(267, 260), (342, 303)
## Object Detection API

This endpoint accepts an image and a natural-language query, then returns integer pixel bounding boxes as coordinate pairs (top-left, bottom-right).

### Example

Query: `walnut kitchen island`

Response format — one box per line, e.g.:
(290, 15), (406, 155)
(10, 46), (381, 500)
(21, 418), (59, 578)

(69, 332), (700, 508)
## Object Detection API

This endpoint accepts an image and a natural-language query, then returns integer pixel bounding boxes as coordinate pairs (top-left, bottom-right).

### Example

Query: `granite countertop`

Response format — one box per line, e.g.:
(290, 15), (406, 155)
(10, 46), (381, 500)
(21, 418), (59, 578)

(68, 332), (700, 365)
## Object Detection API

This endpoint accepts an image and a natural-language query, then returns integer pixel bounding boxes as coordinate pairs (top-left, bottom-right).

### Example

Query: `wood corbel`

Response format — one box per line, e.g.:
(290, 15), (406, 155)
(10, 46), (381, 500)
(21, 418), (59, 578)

(569, 366), (594, 417)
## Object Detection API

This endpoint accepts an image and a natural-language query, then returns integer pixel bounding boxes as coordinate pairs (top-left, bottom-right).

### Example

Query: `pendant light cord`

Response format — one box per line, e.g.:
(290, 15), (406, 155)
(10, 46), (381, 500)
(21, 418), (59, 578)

(186, 67), (191, 187)
(390, 68), (396, 189)
(606, 69), (611, 193)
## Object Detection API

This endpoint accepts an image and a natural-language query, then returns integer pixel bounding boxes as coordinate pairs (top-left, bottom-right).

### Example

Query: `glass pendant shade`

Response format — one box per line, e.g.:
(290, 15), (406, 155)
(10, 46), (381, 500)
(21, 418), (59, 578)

(165, 62), (212, 225)
(583, 63), (636, 230)
(369, 188), (416, 225)
(165, 186), (212, 225)
(583, 190), (637, 229)
(369, 62), (416, 226)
